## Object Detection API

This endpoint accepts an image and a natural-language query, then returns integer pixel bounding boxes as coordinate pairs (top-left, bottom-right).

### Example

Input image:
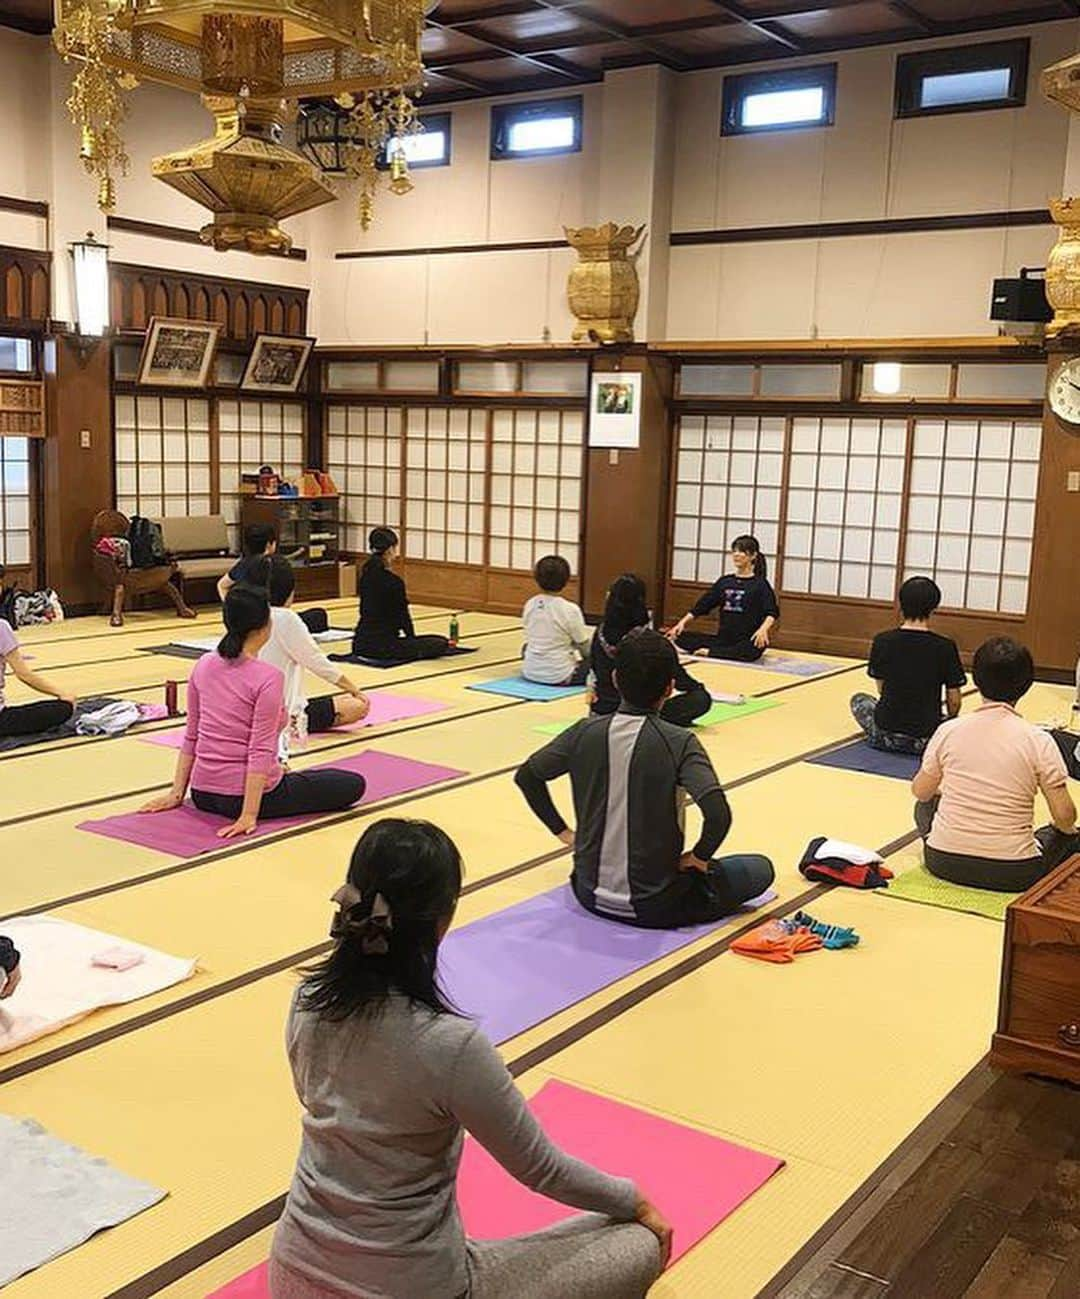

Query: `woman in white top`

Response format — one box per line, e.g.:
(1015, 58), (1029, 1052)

(256, 556), (369, 755)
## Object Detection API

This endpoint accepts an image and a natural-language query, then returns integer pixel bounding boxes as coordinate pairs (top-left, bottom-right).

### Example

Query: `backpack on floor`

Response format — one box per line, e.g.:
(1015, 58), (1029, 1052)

(11, 589), (63, 626)
(128, 516), (168, 569)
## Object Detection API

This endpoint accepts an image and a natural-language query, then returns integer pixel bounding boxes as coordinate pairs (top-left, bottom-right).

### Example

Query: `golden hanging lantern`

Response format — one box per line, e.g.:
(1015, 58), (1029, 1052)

(52, 0), (428, 250)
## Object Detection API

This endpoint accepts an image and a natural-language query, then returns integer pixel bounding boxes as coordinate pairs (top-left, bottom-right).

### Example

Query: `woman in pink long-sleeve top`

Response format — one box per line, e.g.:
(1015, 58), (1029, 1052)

(140, 587), (365, 839)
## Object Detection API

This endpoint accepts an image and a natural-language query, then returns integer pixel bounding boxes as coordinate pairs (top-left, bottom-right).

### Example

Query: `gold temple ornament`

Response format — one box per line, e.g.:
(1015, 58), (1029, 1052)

(1042, 53), (1080, 333)
(564, 223), (647, 344)
(52, 0), (429, 251)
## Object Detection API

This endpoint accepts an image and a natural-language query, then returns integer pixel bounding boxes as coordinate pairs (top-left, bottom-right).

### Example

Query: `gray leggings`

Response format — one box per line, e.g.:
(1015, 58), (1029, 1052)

(268, 1216), (660, 1299)
(915, 797), (1080, 893)
(850, 693), (928, 755)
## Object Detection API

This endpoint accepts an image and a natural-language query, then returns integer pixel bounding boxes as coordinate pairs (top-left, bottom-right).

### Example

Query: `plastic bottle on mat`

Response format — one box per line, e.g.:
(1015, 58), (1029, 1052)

(165, 680), (178, 717)
(449, 613), (460, 647)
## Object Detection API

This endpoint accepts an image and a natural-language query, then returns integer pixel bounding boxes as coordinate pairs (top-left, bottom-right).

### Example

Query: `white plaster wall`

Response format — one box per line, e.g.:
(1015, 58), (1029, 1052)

(666, 20), (1077, 340)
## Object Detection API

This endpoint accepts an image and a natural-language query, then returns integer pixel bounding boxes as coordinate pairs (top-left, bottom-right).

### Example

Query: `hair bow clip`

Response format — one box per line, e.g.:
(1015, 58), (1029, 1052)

(360, 892), (394, 956)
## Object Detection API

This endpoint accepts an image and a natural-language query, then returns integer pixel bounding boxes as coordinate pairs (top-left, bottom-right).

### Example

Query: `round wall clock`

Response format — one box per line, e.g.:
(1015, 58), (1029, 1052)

(1048, 357), (1080, 425)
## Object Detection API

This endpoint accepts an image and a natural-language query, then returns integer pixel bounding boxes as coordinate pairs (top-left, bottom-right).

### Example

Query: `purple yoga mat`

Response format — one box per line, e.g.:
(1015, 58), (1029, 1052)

(440, 884), (775, 1045)
(76, 751), (466, 858)
(139, 694), (449, 749)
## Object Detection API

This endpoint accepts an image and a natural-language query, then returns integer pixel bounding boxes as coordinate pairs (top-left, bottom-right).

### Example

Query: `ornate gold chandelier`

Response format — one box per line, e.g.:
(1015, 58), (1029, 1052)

(53, 0), (428, 253)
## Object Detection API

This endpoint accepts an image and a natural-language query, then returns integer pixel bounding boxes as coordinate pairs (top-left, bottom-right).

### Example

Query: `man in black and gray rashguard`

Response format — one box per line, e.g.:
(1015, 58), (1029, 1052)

(515, 628), (774, 929)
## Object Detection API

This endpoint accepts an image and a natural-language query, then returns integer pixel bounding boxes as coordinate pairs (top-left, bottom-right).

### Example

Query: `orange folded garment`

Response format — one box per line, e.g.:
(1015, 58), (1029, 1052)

(732, 919), (823, 964)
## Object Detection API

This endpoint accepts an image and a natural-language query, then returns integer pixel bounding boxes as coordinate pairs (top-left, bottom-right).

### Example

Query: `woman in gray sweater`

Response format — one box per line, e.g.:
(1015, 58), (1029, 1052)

(271, 818), (668, 1299)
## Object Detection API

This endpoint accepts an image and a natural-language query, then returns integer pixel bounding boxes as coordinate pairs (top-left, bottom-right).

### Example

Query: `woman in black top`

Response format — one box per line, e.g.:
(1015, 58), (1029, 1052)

(352, 528), (449, 663)
(591, 574), (712, 728)
(668, 536), (779, 663)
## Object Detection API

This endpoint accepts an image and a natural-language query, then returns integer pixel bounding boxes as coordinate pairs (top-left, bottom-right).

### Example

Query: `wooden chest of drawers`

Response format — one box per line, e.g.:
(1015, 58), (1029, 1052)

(991, 853), (1080, 1085)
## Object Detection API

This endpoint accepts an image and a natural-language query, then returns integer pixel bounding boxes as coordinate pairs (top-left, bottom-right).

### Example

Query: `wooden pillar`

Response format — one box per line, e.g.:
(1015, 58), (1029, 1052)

(581, 351), (674, 619)
(41, 334), (114, 609)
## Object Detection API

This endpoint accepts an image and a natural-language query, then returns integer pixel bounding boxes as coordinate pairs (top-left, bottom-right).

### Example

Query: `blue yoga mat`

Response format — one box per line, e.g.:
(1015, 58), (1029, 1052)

(439, 884), (774, 1044)
(466, 677), (587, 702)
(807, 740), (921, 781)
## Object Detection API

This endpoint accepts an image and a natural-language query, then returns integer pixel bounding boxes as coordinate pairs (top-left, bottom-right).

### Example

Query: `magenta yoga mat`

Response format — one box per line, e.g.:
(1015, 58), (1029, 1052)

(207, 1081), (784, 1299)
(138, 694), (449, 749)
(439, 883), (775, 1045)
(76, 752), (467, 858)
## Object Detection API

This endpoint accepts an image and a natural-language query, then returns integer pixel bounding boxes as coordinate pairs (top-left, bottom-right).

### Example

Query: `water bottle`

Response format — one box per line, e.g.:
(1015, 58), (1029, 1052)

(165, 680), (178, 717)
(449, 613), (460, 647)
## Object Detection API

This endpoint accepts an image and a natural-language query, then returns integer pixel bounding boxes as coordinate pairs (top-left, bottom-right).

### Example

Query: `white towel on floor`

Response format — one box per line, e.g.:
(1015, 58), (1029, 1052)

(815, 838), (883, 866)
(0, 916), (196, 1053)
(0, 1115), (165, 1286)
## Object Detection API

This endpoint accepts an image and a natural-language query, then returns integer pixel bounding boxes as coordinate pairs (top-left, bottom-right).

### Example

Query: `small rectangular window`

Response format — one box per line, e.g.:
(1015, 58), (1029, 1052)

(378, 112), (451, 170)
(0, 337), (32, 373)
(491, 96), (583, 160)
(722, 65), (836, 137)
(895, 40), (1028, 118)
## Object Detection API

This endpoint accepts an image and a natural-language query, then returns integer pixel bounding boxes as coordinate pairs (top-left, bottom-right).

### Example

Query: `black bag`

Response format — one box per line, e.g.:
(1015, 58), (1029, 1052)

(299, 608), (329, 635)
(128, 516), (168, 569)
(0, 584), (17, 628)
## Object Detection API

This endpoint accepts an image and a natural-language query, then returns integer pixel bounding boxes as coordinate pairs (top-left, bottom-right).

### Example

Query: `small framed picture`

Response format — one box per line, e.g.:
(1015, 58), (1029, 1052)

(589, 371), (642, 448)
(240, 334), (315, 393)
(137, 317), (221, 388)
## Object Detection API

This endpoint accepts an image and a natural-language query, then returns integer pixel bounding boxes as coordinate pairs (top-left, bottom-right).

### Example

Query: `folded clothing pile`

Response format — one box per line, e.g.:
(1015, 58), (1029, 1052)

(799, 836), (894, 890)
(732, 909), (859, 964)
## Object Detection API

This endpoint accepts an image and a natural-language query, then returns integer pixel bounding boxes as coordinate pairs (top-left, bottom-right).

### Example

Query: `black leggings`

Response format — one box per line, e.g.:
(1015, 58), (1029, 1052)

(575, 853), (775, 929)
(352, 634), (449, 663)
(676, 632), (764, 663)
(191, 768), (365, 820)
(0, 699), (74, 738)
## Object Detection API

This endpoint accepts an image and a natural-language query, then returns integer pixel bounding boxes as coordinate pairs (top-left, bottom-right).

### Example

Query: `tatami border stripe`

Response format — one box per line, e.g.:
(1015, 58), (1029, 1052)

(16, 621), (512, 678)
(0, 648), (528, 769)
(101, 829), (922, 1299)
(0, 847), (572, 1085)
(2, 666), (870, 914)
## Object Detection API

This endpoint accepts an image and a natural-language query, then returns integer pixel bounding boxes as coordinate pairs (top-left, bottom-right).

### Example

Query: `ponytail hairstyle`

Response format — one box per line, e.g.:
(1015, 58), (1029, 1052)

(299, 818), (463, 1022)
(732, 534), (767, 580)
(602, 574), (650, 646)
(218, 584), (271, 660)
(364, 526), (399, 576)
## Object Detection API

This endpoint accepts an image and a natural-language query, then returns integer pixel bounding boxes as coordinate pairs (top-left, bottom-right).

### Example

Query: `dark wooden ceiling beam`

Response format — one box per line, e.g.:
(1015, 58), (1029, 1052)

(887, 0), (938, 34)
(706, 1), (805, 53)
(532, 0), (692, 70)
(427, 16), (590, 82)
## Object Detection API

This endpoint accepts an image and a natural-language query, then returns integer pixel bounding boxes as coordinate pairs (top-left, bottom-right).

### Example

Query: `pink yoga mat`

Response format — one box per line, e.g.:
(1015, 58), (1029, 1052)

(139, 694), (448, 749)
(77, 751), (466, 858)
(206, 1082), (783, 1299)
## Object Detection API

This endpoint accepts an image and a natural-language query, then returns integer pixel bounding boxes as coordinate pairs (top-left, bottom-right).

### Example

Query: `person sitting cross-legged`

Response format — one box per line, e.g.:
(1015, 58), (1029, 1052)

(850, 575), (966, 755)
(912, 635), (1080, 893)
(515, 627), (774, 928)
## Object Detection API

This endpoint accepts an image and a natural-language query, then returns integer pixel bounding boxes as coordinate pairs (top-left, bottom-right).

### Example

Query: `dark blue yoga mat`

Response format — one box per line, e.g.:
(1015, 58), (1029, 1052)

(439, 883), (774, 1045)
(807, 740), (921, 781)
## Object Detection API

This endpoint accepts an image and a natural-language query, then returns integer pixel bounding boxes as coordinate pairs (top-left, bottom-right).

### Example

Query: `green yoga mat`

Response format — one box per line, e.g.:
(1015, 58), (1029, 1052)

(880, 863), (1018, 921)
(533, 696), (782, 738)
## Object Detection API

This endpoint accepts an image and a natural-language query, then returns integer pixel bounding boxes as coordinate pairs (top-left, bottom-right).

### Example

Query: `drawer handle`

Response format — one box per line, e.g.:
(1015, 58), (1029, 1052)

(1058, 1023), (1080, 1051)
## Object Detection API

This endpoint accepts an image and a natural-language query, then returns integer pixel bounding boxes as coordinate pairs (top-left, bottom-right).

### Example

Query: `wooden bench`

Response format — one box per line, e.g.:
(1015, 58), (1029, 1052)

(991, 853), (1080, 1085)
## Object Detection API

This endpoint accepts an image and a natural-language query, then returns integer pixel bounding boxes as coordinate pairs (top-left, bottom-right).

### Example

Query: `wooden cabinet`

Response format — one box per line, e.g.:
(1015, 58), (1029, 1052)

(240, 495), (341, 601)
(991, 853), (1080, 1085)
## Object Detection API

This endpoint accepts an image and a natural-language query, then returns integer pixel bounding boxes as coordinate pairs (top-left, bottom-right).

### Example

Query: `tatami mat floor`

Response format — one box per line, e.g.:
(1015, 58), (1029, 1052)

(2, 600), (1072, 1299)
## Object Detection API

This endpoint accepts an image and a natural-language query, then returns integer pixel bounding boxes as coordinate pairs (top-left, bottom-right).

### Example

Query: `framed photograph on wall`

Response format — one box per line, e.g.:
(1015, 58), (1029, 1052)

(137, 317), (221, 388)
(589, 371), (642, 449)
(240, 334), (315, 393)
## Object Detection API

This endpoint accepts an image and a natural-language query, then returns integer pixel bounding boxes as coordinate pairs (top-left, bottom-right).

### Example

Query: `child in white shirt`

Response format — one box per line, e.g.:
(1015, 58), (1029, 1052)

(522, 555), (592, 686)
(259, 556), (369, 756)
